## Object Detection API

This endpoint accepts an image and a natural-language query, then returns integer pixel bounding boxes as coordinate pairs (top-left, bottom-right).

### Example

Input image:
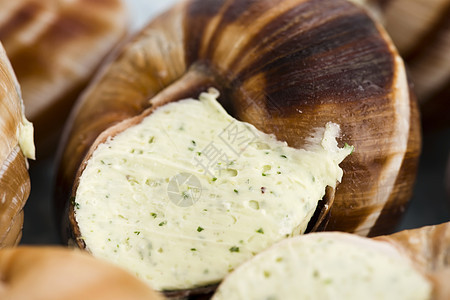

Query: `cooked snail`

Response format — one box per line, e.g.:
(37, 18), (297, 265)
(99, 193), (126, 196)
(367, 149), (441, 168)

(0, 42), (34, 248)
(0, 0), (127, 153)
(0, 246), (163, 300)
(55, 0), (420, 296)
(213, 222), (450, 300)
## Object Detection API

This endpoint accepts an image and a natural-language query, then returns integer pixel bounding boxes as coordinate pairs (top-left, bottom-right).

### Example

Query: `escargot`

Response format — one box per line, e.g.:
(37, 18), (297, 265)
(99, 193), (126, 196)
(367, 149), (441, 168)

(55, 0), (420, 296)
(0, 0), (127, 153)
(352, 0), (450, 130)
(0, 246), (163, 300)
(0, 42), (34, 247)
(213, 222), (450, 300)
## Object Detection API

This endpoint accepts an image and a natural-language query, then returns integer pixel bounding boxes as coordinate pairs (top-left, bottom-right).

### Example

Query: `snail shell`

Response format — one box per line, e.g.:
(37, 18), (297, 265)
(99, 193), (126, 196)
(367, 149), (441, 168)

(0, 246), (163, 299)
(354, 0), (450, 130)
(0, 0), (127, 153)
(0, 42), (34, 247)
(56, 0), (420, 245)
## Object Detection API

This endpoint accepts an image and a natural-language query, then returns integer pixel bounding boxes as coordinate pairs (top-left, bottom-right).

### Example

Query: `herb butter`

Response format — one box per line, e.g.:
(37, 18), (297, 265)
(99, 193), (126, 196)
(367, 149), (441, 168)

(212, 233), (432, 300)
(74, 89), (352, 291)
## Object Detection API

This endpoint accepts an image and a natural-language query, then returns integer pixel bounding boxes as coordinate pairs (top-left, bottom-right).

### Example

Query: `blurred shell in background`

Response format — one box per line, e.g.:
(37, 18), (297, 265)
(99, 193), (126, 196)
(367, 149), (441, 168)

(0, 0), (127, 155)
(0, 246), (163, 300)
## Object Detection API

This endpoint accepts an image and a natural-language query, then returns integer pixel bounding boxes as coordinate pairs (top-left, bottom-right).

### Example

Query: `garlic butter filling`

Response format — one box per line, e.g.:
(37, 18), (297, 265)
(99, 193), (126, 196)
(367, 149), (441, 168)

(212, 233), (432, 300)
(74, 89), (353, 291)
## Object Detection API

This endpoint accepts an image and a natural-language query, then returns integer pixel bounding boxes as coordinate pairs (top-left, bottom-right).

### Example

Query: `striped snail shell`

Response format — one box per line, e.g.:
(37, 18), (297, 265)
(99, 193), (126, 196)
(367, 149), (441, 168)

(0, 42), (34, 247)
(56, 0), (420, 247)
(354, 0), (450, 130)
(0, 0), (127, 153)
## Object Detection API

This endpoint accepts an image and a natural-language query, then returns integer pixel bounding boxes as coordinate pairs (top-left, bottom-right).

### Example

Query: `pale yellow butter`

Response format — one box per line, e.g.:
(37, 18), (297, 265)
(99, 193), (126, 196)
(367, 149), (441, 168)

(75, 89), (352, 290)
(213, 233), (432, 300)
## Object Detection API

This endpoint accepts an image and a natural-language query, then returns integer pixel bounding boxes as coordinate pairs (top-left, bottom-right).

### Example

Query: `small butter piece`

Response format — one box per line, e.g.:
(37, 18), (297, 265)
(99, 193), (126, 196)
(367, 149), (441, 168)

(18, 116), (35, 160)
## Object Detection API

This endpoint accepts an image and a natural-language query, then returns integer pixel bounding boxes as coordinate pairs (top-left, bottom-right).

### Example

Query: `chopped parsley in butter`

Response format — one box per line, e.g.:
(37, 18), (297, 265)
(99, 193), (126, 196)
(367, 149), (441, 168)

(75, 89), (352, 291)
(212, 233), (432, 300)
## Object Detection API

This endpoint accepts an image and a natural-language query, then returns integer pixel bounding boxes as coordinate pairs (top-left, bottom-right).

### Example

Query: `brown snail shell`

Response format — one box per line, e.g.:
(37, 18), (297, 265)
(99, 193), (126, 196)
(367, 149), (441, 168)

(354, 0), (450, 131)
(0, 246), (163, 300)
(0, 0), (127, 154)
(374, 222), (450, 300)
(0, 43), (34, 247)
(55, 0), (420, 293)
(56, 0), (420, 240)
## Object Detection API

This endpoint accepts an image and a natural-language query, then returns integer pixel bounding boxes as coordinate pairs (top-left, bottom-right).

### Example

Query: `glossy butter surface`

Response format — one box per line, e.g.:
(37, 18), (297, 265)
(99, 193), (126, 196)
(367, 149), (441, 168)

(213, 233), (432, 300)
(75, 90), (352, 290)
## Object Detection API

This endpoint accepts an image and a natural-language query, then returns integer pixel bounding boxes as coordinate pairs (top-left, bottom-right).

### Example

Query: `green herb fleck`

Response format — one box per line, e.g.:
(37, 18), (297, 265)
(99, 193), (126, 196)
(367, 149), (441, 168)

(148, 136), (155, 143)
(191, 140), (196, 146)
(150, 213), (157, 218)
(190, 248), (197, 251)
(229, 246), (240, 253)
(233, 189), (239, 194)
(212, 177), (217, 182)
(277, 171), (281, 174)
(345, 143), (355, 154)
(256, 228), (264, 234)
(262, 172), (267, 176)
(134, 231), (140, 235)
(264, 270), (271, 278)
(197, 152), (202, 156)
(158, 221), (167, 226)
(280, 154), (287, 159)
(197, 226), (204, 232)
